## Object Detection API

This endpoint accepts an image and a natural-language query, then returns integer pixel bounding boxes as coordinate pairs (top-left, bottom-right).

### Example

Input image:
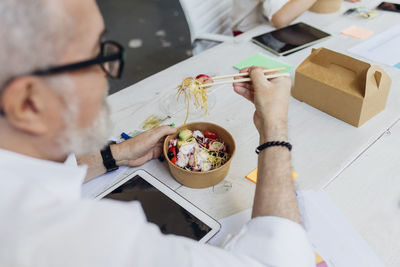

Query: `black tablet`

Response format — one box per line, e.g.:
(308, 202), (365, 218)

(251, 22), (331, 56)
(377, 2), (400, 13)
(96, 170), (220, 243)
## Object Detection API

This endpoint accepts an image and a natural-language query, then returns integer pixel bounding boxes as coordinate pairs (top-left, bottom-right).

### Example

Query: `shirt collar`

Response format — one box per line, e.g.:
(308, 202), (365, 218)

(0, 148), (87, 200)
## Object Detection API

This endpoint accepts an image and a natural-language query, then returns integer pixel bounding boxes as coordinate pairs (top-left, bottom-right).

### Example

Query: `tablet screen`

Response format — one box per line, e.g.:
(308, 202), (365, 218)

(104, 175), (211, 241)
(252, 22), (330, 55)
(377, 2), (400, 12)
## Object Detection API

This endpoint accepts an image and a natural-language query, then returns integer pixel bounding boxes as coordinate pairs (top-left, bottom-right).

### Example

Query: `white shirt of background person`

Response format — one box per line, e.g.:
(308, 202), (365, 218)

(231, 0), (290, 32)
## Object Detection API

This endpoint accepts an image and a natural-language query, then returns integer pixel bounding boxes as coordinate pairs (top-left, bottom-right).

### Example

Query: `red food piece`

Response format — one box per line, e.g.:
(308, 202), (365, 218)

(168, 146), (176, 157)
(204, 130), (217, 140)
(196, 74), (213, 85)
(196, 74), (211, 79)
(198, 142), (207, 148)
(171, 157), (177, 165)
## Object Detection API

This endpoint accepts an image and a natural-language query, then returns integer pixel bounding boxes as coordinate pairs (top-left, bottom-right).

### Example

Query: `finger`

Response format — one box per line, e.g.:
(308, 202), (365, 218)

(249, 66), (279, 74)
(234, 81), (252, 88)
(249, 66), (273, 76)
(152, 146), (163, 159)
(249, 67), (272, 89)
(233, 82), (252, 93)
(150, 125), (177, 140)
(249, 66), (281, 82)
(143, 126), (176, 146)
(269, 75), (292, 87)
(154, 138), (165, 149)
(248, 61), (291, 83)
(235, 67), (251, 81)
(239, 67), (250, 74)
(232, 68), (253, 93)
(234, 68), (251, 82)
(234, 86), (254, 103)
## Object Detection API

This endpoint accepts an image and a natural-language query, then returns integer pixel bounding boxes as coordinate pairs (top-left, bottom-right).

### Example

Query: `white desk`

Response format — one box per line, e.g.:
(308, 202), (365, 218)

(83, 0), (400, 266)
(325, 121), (400, 267)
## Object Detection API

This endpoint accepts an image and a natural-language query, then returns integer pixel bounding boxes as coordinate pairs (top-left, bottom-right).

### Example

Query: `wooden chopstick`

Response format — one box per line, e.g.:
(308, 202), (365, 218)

(200, 73), (290, 87)
(212, 68), (286, 80)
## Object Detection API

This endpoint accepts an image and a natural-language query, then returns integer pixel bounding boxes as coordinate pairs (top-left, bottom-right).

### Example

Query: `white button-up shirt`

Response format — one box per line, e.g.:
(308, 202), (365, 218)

(232, 0), (290, 31)
(0, 148), (314, 267)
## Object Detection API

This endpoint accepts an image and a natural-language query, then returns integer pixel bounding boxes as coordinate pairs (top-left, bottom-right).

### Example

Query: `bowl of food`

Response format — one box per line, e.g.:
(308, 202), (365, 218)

(163, 122), (235, 188)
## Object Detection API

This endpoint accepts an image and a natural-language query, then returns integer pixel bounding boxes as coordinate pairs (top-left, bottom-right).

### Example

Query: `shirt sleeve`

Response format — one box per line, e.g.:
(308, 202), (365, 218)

(21, 199), (314, 267)
(262, 0), (291, 21)
(224, 216), (315, 267)
(64, 154), (78, 167)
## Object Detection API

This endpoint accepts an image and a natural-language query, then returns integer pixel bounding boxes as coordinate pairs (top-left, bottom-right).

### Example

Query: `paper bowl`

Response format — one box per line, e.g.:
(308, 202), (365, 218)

(309, 0), (342, 13)
(163, 122), (235, 188)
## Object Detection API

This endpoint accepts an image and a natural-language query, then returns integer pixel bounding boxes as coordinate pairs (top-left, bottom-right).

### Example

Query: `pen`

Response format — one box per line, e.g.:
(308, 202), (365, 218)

(121, 123), (175, 140)
(343, 8), (356, 15)
(121, 132), (131, 140)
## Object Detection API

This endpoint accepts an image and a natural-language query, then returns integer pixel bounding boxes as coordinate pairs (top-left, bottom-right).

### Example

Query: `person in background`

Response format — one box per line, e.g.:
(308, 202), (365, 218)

(232, 0), (360, 33)
(232, 0), (317, 32)
(0, 0), (314, 266)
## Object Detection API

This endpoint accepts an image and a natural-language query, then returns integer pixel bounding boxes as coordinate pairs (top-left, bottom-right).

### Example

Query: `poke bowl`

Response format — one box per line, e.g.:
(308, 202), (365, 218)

(163, 122), (235, 188)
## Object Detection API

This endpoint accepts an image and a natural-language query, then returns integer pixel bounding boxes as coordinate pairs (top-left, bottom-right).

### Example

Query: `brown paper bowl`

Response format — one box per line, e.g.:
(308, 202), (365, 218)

(309, 0), (342, 13)
(163, 122), (235, 189)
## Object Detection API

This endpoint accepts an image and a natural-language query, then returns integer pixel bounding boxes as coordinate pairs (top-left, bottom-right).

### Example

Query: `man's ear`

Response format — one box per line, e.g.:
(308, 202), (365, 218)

(1, 76), (60, 135)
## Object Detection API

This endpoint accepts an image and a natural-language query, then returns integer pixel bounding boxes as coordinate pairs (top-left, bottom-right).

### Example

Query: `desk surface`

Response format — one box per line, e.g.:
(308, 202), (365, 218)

(83, 0), (400, 266)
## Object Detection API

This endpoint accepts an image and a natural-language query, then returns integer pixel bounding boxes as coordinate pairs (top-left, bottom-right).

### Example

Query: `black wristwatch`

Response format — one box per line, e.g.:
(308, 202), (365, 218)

(100, 141), (119, 173)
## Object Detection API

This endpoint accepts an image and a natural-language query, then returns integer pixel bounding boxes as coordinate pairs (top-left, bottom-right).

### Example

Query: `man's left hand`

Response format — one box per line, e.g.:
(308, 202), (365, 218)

(111, 126), (177, 167)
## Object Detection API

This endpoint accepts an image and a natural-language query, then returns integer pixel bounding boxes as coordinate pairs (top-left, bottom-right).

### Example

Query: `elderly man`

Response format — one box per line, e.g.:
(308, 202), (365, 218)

(0, 0), (314, 266)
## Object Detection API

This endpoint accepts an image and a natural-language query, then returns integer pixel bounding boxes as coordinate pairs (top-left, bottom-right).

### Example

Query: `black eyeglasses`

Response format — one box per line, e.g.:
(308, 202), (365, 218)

(0, 40), (125, 116)
(32, 40), (125, 79)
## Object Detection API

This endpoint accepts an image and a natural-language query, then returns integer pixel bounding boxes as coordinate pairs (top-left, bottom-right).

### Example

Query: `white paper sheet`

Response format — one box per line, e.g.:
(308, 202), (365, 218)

(209, 190), (385, 267)
(348, 25), (400, 68)
(81, 166), (130, 198)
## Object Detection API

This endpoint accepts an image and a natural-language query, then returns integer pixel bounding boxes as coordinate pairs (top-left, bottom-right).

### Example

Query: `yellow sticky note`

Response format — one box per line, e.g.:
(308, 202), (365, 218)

(246, 168), (298, 183)
(341, 25), (374, 40)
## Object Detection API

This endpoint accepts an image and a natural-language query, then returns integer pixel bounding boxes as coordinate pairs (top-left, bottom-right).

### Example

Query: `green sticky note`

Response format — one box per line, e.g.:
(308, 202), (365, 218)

(234, 53), (293, 73)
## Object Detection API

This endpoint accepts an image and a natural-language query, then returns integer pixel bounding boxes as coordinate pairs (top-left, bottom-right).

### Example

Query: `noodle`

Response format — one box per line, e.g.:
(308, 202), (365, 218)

(176, 76), (212, 124)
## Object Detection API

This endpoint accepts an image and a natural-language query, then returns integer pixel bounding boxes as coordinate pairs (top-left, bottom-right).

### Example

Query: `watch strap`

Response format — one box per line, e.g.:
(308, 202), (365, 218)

(100, 141), (119, 173)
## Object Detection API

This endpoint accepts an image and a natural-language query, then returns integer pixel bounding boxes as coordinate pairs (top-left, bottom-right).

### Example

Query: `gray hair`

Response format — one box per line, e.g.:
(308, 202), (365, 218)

(0, 0), (74, 90)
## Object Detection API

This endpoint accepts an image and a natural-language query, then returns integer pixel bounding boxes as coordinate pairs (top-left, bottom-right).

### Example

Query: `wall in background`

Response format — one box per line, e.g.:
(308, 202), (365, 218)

(98, 0), (192, 94)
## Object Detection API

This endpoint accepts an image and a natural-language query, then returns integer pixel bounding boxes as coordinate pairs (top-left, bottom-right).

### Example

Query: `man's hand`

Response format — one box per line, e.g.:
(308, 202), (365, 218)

(78, 125), (176, 182)
(233, 67), (291, 142)
(112, 125), (177, 167)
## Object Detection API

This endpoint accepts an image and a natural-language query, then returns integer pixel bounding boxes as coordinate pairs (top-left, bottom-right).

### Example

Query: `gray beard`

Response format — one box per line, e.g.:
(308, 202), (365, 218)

(59, 98), (112, 156)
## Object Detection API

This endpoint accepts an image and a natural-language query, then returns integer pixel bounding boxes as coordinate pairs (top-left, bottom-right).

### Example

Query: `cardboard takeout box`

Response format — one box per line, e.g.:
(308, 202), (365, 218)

(292, 48), (392, 127)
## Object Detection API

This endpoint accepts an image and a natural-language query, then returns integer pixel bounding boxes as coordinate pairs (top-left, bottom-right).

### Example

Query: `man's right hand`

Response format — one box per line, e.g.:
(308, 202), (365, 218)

(233, 66), (291, 143)
(234, 67), (303, 225)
